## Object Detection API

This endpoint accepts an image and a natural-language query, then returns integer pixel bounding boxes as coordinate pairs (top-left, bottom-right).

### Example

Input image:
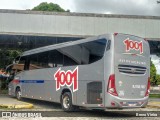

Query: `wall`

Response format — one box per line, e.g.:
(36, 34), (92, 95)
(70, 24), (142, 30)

(0, 10), (160, 40)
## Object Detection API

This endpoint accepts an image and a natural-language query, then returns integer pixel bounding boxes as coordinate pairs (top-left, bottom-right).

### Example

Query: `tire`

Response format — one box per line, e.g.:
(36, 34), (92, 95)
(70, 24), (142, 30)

(61, 92), (76, 112)
(16, 88), (22, 100)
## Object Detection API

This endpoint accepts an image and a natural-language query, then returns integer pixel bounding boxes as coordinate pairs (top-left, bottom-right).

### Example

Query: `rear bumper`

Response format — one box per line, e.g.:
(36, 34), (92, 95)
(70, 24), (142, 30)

(77, 96), (148, 110)
(105, 94), (149, 108)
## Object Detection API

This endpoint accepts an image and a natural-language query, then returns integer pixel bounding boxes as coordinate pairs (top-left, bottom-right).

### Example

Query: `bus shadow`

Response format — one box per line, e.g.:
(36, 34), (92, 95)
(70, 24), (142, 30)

(21, 98), (135, 117)
(21, 98), (61, 110)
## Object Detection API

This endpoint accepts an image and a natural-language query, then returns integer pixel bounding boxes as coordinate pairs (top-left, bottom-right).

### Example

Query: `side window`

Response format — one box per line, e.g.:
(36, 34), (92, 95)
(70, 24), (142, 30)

(48, 49), (78, 67)
(28, 51), (50, 70)
(63, 55), (78, 66)
(49, 50), (64, 67)
(28, 54), (39, 70)
(23, 38), (107, 69)
(55, 38), (107, 65)
(37, 51), (49, 68)
(57, 45), (80, 66)
(11, 57), (26, 73)
(19, 57), (25, 68)
(82, 39), (107, 64)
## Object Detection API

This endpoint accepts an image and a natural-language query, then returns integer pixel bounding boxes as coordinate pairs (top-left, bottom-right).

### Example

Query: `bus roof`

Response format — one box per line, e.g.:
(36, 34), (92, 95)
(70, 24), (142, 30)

(21, 34), (110, 57)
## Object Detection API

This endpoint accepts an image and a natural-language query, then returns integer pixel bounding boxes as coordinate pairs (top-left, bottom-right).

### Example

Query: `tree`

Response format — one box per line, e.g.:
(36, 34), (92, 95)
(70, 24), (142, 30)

(150, 60), (157, 85)
(32, 2), (68, 12)
(156, 74), (160, 85)
(0, 49), (22, 69)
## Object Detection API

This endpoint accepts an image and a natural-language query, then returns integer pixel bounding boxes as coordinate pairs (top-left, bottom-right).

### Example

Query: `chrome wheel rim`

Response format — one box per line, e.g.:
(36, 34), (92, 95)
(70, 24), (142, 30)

(17, 91), (21, 99)
(63, 96), (70, 109)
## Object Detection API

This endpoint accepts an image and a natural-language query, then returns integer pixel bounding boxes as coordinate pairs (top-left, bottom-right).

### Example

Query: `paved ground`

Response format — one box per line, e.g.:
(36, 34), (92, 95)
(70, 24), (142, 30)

(21, 97), (160, 111)
(149, 98), (160, 102)
(1, 94), (160, 111)
(0, 94), (160, 119)
(0, 95), (33, 109)
(0, 95), (27, 105)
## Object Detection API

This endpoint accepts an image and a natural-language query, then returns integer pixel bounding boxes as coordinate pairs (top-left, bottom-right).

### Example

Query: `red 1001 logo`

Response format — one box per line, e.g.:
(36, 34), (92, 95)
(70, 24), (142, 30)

(54, 67), (78, 92)
(123, 38), (143, 54)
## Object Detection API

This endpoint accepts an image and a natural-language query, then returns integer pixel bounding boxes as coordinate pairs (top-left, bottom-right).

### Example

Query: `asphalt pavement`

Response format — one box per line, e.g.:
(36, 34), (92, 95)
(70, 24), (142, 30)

(0, 94), (160, 110)
(0, 94), (160, 119)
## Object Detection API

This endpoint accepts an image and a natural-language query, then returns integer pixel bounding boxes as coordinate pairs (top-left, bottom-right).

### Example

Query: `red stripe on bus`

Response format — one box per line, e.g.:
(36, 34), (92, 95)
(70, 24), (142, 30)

(12, 79), (20, 84)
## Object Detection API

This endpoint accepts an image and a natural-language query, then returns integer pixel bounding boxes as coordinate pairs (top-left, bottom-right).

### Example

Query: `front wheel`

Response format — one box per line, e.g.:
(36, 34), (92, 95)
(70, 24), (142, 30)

(16, 88), (22, 100)
(61, 92), (76, 112)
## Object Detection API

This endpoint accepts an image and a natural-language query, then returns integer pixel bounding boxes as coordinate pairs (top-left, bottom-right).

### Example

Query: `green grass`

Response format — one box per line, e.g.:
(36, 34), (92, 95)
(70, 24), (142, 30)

(149, 94), (160, 98)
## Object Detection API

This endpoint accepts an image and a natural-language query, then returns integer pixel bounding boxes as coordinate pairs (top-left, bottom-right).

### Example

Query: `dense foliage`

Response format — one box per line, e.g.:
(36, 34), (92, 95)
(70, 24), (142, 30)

(150, 60), (157, 85)
(156, 74), (160, 85)
(150, 60), (160, 86)
(32, 2), (69, 12)
(0, 49), (22, 69)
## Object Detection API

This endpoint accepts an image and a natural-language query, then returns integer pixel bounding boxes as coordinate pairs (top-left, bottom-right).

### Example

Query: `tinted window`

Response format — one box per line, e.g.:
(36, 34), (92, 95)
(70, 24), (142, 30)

(14, 57), (25, 72)
(48, 50), (78, 67)
(28, 51), (50, 70)
(22, 39), (107, 70)
(55, 38), (107, 65)
(48, 50), (64, 67)
(82, 39), (107, 64)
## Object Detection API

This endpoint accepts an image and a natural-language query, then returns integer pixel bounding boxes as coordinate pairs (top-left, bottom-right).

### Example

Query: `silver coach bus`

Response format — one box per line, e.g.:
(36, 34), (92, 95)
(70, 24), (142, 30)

(8, 33), (150, 111)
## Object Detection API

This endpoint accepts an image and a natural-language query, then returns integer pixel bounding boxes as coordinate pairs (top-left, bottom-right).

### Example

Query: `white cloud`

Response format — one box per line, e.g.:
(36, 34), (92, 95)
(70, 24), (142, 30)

(0, 0), (160, 16)
(72, 0), (160, 16)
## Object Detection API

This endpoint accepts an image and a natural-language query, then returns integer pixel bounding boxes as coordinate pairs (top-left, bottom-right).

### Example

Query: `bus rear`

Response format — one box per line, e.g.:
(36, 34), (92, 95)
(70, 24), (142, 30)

(106, 33), (150, 108)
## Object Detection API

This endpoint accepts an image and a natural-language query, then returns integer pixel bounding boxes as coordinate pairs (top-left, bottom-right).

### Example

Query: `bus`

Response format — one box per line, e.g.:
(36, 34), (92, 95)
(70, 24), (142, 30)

(8, 33), (150, 111)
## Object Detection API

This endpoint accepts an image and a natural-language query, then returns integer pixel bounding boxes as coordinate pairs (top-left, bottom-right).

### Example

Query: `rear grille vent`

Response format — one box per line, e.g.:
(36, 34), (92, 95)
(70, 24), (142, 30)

(118, 64), (146, 75)
(87, 82), (102, 104)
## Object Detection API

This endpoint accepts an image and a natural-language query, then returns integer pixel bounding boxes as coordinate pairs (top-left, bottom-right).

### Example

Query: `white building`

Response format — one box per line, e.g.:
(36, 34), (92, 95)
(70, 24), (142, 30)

(0, 9), (160, 40)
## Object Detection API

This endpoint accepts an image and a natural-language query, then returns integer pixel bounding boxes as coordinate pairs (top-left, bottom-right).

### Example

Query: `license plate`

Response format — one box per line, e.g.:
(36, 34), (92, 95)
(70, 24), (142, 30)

(128, 102), (137, 106)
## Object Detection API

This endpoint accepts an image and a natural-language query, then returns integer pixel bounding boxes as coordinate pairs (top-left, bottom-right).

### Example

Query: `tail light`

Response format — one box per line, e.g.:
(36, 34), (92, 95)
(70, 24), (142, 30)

(114, 33), (118, 36)
(145, 77), (150, 96)
(107, 74), (118, 96)
(12, 79), (20, 84)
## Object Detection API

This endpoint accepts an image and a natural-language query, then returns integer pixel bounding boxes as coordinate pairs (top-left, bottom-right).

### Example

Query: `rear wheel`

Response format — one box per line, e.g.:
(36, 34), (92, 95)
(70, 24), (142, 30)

(61, 92), (76, 112)
(16, 88), (22, 100)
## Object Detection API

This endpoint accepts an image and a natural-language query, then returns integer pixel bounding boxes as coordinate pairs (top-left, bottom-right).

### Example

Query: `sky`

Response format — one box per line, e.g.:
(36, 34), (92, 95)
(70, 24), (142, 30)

(151, 55), (160, 74)
(0, 0), (160, 16)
